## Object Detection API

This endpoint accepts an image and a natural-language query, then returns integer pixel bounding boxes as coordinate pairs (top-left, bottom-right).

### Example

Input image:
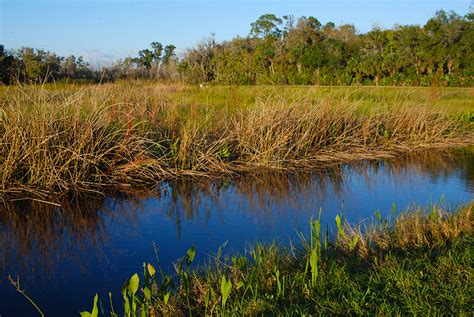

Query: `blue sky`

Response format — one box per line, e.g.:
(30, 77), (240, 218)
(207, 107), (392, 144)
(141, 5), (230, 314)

(1, 0), (471, 64)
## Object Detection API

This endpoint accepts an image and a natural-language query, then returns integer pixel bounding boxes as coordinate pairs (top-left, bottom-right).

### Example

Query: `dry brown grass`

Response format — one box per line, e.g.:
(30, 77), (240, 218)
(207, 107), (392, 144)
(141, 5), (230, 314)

(338, 203), (473, 259)
(0, 83), (472, 199)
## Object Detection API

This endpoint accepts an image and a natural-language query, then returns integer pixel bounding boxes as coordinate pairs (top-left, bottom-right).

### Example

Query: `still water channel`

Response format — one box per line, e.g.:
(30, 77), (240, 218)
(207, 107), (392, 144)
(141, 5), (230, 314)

(0, 148), (473, 316)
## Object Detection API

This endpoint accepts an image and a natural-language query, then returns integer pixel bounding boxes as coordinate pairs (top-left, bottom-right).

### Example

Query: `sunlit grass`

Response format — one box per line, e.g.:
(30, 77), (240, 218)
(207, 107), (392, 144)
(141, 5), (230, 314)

(75, 202), (473, 316)
(1, 82), (473, 199)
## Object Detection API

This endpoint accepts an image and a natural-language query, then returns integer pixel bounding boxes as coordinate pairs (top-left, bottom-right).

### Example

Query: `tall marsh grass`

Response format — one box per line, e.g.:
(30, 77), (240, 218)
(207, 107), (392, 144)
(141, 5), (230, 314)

(1, 83), (473, 198)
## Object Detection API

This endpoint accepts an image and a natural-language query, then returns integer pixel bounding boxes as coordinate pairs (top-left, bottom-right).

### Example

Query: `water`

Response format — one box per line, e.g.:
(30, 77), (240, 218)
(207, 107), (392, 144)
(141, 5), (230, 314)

(0, 148), (473, 316)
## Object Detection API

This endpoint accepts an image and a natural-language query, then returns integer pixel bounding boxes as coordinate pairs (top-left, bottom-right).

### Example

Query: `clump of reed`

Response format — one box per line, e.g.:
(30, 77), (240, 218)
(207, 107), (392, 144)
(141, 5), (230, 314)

(338, 203), (473, 258)
(73, 202), (473, 316)
(1, 83), (473, 198)
(0, 95), (157, 196)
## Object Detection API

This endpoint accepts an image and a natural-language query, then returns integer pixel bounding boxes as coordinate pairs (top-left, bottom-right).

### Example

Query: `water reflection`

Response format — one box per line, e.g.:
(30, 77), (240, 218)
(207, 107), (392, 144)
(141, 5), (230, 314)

(0, 147), (472, 316)
(162, 147), (473, 226)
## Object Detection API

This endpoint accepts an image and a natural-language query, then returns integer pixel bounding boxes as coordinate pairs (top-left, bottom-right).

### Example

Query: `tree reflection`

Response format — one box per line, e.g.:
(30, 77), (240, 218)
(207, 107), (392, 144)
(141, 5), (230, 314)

(0, 147), (472, 281)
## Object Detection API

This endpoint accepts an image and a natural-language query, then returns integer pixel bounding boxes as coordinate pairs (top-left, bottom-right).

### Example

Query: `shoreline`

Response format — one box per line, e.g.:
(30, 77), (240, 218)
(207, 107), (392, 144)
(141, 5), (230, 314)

(75, 202), (473, 316)
(1, 141), (473, 203)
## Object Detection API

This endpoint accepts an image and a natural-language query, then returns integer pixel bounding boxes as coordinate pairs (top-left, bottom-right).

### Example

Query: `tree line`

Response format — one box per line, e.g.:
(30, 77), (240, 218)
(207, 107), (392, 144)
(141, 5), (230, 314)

(1, 10), (473, 86)
(0, 40), (180, 85)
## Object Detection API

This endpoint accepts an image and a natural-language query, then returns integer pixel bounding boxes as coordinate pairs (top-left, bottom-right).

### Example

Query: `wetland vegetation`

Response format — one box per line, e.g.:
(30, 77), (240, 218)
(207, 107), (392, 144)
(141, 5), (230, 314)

(1, 6), (473, 317)
(74, 202), (472, 316)
(1, 11), (473, 86)
(1, 148), (473, 316)
(1, 84), (473, 202)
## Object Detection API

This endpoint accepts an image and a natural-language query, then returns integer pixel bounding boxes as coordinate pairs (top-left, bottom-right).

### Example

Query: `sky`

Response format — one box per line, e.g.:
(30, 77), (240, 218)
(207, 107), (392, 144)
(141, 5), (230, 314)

(1, 0), (472, 65)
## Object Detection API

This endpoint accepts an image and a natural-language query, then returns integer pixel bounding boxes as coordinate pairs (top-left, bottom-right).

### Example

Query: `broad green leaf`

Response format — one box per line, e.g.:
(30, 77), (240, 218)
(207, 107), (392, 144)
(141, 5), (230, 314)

(91, 293), (99, 317)
(186, 246), (196, 266)
(129, 273), (140, 295)
(147, 263), (156, 276)
(143, 286), (151, 301)
(220, 275), (232, 309)
(80, 293), (99, 317)
(164, 292), (170, 305)
(335, 214), (345, 237)
(335, 214), (342, 228)
(315, 219), (321, 237)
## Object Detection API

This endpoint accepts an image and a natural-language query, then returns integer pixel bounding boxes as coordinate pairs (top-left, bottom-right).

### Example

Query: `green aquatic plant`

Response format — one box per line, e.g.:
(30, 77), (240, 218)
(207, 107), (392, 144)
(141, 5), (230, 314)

(80, 294), (98, 317)
(10, 202), (473, 316)
(220, 275), (232, 313)
(121, 273), (140, 317)
(335, 214), (345, 238)
(8, 275), (45, 317)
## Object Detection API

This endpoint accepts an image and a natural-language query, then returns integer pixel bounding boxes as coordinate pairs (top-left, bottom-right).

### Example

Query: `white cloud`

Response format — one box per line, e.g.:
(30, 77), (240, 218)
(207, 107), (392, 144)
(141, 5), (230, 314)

(79, 49), (135, 67)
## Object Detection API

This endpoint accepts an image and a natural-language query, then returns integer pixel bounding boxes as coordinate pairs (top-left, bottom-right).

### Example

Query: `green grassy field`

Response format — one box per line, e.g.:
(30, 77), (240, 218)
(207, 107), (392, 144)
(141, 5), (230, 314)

(72, 202), (473, 316)
(1, 83), (473, 199)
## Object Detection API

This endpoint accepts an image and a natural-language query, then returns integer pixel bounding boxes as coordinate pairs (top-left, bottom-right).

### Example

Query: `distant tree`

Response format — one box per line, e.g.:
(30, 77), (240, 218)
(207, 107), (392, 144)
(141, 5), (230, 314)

(162, 45), (177, 64)
(18, 47), (42, 82)
(63, 55), (77, 77)
(0, 45), (19, 84)
(180, 35), (219, 82)
(323, 21), (336, 31)
(138, 49), (154, 69)
(250, 14), (283, 38)
(151, 42), (163, 63)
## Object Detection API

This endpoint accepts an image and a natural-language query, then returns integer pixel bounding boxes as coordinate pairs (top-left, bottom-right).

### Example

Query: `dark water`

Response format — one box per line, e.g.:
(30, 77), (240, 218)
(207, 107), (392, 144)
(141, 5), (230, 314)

(0, 148), (473, 316)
